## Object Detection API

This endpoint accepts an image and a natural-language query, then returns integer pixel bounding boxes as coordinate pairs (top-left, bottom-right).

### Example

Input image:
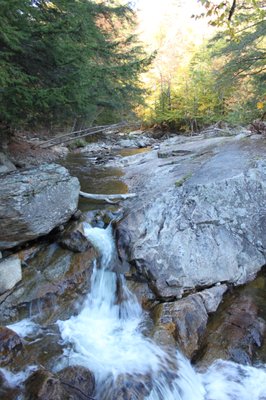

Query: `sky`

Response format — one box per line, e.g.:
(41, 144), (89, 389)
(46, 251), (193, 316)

(135, 0), (211, 49)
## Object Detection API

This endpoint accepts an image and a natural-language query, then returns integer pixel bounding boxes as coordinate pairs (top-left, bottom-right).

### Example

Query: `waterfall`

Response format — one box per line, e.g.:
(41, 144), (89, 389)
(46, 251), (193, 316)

(57, 224), (266, 400)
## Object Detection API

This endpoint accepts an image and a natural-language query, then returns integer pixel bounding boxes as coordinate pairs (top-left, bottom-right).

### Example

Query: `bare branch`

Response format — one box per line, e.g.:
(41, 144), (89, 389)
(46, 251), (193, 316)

(228, 0), (237, 21)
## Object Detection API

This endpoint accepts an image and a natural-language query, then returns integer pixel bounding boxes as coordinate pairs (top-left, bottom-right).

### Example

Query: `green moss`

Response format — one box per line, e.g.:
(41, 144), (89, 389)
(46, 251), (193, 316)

(175, 173), (192, 187)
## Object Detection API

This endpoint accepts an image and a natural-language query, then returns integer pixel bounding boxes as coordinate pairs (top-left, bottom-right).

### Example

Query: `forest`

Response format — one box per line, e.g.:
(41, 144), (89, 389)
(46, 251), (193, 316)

(0, 0), (265, 133)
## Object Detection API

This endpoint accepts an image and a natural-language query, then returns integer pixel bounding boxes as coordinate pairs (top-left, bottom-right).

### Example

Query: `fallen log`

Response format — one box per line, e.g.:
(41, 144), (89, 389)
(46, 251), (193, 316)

(79, 191), (136, 204)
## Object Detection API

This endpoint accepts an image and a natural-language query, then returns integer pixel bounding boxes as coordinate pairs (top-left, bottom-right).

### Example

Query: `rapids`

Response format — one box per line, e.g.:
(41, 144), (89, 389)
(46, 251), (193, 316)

(57, 224), (266, 400)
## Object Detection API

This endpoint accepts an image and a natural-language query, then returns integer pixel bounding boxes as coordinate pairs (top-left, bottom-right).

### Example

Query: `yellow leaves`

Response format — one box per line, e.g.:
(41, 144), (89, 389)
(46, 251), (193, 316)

(257, 101), (264, 110)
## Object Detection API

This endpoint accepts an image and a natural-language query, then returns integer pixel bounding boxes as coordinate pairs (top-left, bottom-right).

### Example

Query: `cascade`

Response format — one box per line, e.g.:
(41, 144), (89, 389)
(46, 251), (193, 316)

(57, 224), (266, 400)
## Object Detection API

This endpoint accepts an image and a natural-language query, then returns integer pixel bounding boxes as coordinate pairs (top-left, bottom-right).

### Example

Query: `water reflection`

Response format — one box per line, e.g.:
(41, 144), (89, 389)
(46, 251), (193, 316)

(61, 153), (128, 212)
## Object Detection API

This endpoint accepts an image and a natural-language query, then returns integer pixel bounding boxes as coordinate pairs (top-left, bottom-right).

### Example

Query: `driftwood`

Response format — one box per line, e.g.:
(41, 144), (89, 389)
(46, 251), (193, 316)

(79, 190), (136, 204)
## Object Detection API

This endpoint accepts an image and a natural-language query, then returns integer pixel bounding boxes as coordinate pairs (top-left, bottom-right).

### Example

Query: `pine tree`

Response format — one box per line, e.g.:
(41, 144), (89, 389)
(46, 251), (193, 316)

(0, 0), (150, 131)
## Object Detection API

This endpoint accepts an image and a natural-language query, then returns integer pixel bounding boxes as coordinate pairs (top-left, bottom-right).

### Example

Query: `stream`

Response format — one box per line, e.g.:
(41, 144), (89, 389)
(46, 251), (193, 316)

(1, 148), (266, 399)
(56, 223), (266, 400)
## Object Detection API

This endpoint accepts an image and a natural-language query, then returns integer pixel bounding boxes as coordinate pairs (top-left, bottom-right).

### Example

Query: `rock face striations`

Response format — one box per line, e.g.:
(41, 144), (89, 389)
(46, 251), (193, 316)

(0, 163), (80, 250)
(117, 133), (266, 300)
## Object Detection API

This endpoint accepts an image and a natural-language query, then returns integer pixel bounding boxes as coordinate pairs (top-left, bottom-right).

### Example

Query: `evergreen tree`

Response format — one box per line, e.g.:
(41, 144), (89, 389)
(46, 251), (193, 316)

(0, 0), (149, 131)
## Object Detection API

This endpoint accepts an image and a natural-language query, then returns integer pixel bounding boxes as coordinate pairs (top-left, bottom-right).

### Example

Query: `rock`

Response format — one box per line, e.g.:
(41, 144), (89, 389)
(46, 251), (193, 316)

(118, 134), (266, 299)
(57, 223), (92, 253)
(152, 295), (208, 358)
(126, 279), (156, 310)
(71, 209), (82, 221)
(0, 152), (16, 174)
(152, 286), (227, 357)
(24, 370), (64, 400)
(58, 366), (95, 399)
(249, 120), (266, 135)
(0, 256), (22, 294)
(158, 149), (193, 158)
(0, 163), (80, 250)
(0, 327), (23, 366)
(195, 293), (266, 367)
(118, 139), (135, 148)
(0, 243), (96, 324)
(25, 367), (95, 400)
(197, 285), (228, 313)
(99, 373), (153, 400)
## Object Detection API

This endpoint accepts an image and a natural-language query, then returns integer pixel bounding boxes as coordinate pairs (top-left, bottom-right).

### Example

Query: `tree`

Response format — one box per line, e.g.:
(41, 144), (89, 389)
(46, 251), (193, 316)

(0, 0), (150, 131)
(206, 1), (266, 121)
(196, 1), (265, 34)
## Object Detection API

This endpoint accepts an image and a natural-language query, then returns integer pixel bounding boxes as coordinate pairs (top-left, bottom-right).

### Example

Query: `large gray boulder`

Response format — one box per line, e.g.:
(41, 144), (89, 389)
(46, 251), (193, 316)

(0, 163), (80, 250)
(118, 134), (266, 300)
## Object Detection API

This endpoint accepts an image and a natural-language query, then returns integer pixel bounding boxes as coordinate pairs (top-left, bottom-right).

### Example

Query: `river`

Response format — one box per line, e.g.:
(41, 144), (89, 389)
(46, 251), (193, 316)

(1, 148), (266, 399)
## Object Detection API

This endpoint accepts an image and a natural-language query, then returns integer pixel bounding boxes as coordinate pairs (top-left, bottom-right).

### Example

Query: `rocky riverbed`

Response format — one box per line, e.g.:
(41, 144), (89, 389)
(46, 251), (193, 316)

(0, 126), (265, 399)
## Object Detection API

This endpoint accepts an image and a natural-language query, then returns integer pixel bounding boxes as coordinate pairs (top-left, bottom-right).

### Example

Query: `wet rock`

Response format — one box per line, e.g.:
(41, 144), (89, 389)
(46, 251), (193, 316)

(152, 286), (227, 358)
(58, 366), (95, 399)
(25, 369), (64, 400)
(0, 256), (22, 294)
(0, 243), (96, 324)
(0, 327), (23, 366)
(196, 293), (266, 367)
(118, 135), (266, 299)
(0, 163), (80, 250)
(25, 367), (95, 400)
(57, 223), (92, 253)
(153, 295), (208, 358)
(126, 279), (156, 310)
(58, 230), (91, 253)
(99, 373), (153, 400)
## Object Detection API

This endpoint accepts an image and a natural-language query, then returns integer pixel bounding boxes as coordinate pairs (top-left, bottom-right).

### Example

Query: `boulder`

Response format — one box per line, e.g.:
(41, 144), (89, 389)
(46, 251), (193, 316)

(0, 256), (22, 294)
(0, 326), (23, 366)
(24, 370), (64, 400)
(118, 135), (266, 299)
(0, 163), (80, 250)
(25, 367), (95, 400)
(152, 286), (227, 358)
(0, 243), (96, 324)
(57, 223), (92, 253)
(58, 366), (95, 399)
(195, 293), (266, 367)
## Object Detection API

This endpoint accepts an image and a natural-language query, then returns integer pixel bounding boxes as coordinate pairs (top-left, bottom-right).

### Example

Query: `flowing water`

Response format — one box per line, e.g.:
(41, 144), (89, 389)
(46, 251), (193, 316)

(1, 148), (265, 399)
(57, 224), (266, 400)
(61, 152), (128, 212)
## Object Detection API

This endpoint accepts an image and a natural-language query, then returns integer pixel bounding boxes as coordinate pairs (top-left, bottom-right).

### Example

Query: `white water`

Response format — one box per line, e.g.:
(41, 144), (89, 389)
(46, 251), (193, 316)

(7, 319), (39, 338)
(0, 365), (37, 389)
(58, 224), (266, 400)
